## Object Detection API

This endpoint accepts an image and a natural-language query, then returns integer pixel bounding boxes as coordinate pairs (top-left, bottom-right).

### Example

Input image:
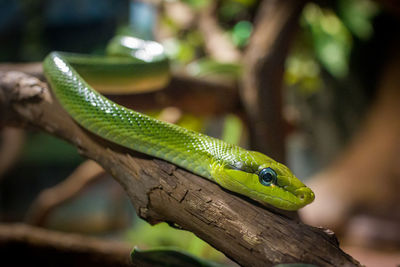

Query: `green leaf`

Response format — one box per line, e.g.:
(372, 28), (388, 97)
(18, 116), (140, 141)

(302, 3), (352, 78)
(131, 247), (227, 267)
(231, 20), (253, 47)
(338, 0), (380, 40)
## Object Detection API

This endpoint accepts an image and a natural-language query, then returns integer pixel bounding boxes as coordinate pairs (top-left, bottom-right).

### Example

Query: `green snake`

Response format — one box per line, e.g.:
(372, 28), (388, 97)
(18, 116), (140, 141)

(43, 35), (314, 211)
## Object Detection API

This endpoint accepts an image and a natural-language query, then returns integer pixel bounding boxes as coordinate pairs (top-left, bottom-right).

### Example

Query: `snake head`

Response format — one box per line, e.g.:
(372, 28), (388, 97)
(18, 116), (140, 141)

(211, 151), (315, 210)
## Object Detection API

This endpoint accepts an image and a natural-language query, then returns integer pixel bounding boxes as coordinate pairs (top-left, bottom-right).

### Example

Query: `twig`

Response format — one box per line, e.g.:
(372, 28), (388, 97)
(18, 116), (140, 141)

(25, 160), (105, 226)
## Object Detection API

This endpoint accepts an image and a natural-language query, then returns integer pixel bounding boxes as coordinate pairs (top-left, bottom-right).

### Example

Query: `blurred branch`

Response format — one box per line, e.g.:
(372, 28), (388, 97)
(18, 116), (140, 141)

(0, 62), (239, 116)
(0, 70), (360, 266)
(0, 127), (25, 179)
(25, 108), (185, 227)
(25, 160), (105, 226)
(240, 0), (305, 162)
(0, 62), (44, 79)
(197, 3), (241, 62)
(0, 223), (134, 267)
(108, 73), (238, 116)
(374, 0), (400, 17)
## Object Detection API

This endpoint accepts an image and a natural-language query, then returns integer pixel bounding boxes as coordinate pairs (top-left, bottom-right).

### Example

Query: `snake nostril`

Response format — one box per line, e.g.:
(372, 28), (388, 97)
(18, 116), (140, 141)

(295, 187), (314, 203)
(294, 187), (316, 204)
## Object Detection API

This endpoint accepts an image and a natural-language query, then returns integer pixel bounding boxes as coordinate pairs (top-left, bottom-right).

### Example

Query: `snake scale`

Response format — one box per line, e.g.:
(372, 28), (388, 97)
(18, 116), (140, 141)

(43, 36), (314, 210)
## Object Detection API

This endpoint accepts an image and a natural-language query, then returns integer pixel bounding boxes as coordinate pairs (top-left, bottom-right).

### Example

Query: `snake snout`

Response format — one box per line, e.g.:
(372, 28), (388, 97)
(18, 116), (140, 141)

(295, 187), (315, 204)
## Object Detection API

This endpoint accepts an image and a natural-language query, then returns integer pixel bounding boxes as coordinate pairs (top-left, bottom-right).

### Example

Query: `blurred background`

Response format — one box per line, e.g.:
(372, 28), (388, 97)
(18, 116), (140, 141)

(0, 0), (399, 266)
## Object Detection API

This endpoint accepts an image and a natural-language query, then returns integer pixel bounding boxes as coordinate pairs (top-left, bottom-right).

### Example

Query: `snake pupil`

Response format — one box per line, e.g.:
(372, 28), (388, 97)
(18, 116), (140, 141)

(258, 168), (277, 186)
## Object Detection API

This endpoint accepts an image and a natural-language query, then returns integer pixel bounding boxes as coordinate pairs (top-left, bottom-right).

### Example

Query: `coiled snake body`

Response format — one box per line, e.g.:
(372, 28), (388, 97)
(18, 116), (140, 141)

(44, 36), (314, 211)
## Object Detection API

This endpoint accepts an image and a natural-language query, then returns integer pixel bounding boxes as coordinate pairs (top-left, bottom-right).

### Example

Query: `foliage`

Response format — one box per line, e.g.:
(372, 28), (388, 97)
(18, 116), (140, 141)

(125, 220), (226, 263)
(131, 247), (227, 267)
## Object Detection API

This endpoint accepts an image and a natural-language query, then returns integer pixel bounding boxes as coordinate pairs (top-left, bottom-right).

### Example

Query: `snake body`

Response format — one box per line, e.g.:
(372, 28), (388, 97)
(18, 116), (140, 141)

(44, 36), (314, 211)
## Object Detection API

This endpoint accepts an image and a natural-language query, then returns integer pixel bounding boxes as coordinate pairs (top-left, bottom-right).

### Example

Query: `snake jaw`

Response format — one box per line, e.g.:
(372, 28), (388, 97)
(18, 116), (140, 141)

(211, 163), (315, 210)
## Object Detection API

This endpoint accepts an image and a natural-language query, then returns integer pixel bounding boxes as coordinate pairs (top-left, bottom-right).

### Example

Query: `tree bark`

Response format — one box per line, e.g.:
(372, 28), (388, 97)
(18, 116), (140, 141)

(0, 70), (360, 266)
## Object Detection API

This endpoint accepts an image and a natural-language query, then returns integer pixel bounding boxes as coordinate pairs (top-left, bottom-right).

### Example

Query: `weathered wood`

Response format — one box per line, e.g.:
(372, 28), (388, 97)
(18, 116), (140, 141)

(0, 71), (360, 266)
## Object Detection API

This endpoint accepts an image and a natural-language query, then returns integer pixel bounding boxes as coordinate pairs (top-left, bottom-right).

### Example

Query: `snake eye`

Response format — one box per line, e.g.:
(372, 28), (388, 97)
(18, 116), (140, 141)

(258, 168), (277, 186)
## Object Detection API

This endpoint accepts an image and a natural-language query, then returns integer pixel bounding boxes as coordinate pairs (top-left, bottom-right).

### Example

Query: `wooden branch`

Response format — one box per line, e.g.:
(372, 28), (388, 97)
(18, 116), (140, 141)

(0, 127), (25, 179)
(241, 0), (305, 162)
(0, 62), (239, 116)
(0, 223), (134, 267)
(198, 3), (242, 63)
(25, 109), (184, 226)
(0, 70), (360, 266)
(25, 160), (105, 226)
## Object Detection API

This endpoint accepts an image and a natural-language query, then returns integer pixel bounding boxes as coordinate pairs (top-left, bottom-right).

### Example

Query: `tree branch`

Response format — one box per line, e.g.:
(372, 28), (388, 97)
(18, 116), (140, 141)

(0, 127), (25, 179)
(197, 2), (242, 63)
(0, 223), (134, 267)
(0, 70), (360, 266)
(241, 0), (305, 162)
(0, 62), (239, 116)
(25, 160), (105, 226)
